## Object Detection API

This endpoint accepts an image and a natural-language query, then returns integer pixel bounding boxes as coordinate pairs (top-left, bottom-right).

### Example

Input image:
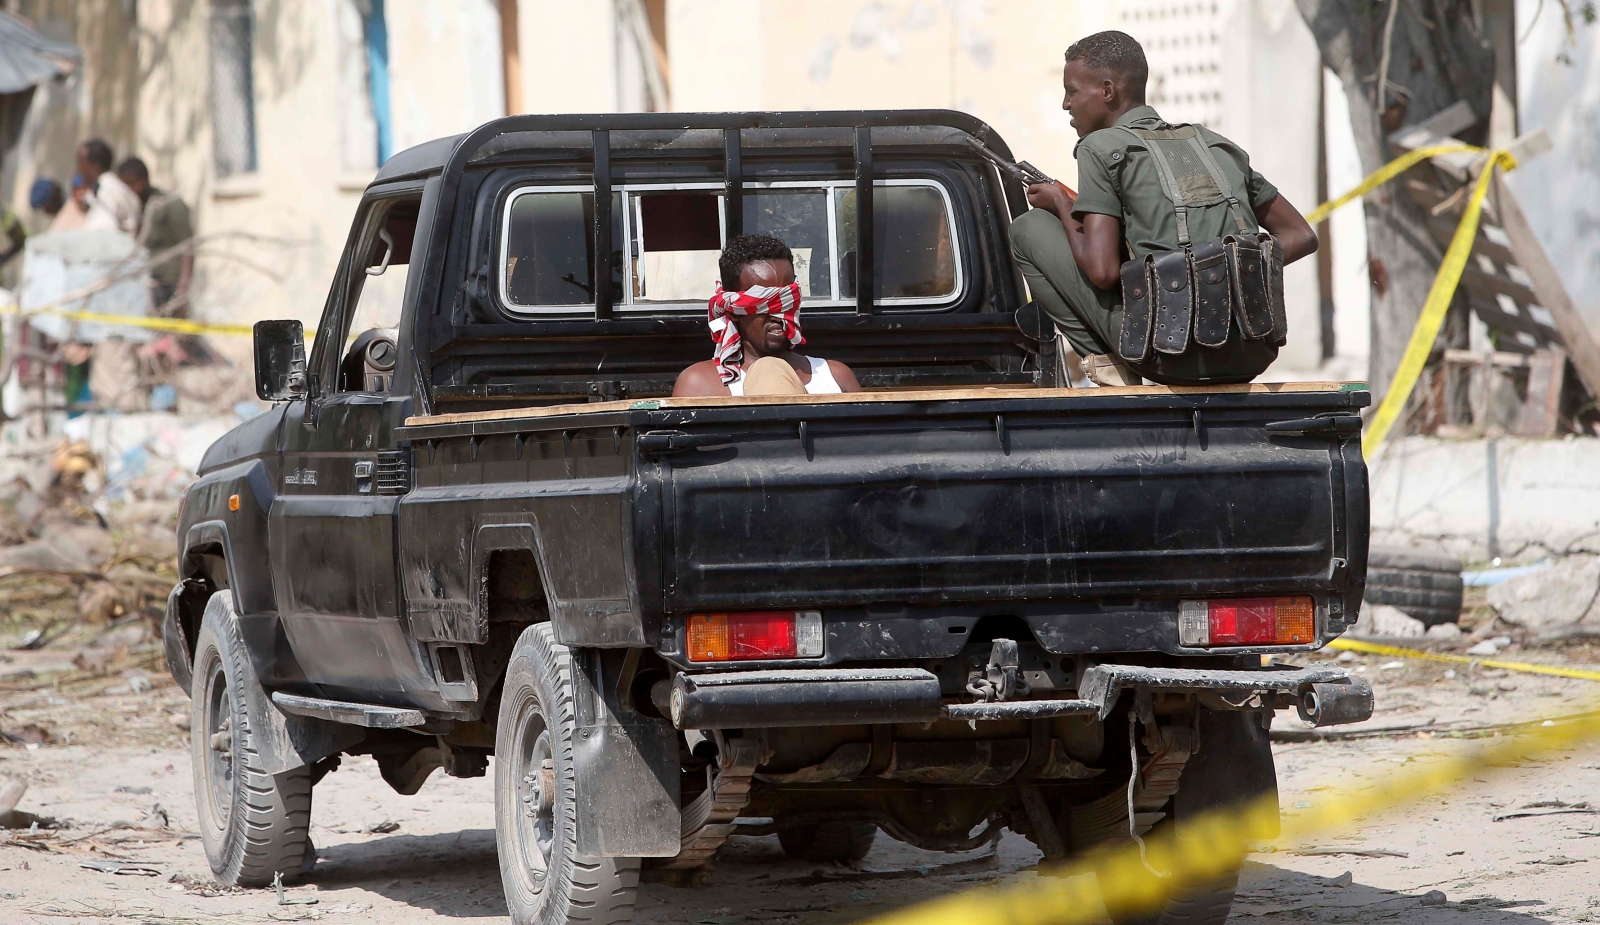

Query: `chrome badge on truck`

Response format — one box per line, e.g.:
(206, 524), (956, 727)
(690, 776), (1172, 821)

(284, 468), (318, 486)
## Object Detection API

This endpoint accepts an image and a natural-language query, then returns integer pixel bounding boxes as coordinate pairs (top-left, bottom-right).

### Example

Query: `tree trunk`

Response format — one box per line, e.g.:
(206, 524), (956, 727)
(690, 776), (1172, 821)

(1295, 0), (1495, 408)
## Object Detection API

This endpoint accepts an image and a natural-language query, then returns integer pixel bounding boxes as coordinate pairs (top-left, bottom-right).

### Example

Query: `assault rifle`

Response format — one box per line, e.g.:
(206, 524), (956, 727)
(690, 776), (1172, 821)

(963, 137), (1076, 200)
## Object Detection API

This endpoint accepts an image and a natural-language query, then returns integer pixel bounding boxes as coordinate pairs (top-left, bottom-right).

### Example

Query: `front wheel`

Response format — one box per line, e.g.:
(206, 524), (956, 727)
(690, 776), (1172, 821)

(495, 623), (639, 925)
(190, 592), (313, 887)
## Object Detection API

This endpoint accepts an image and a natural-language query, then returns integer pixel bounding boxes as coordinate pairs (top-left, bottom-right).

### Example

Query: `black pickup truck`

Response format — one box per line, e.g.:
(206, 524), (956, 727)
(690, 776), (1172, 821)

(165, 111), (1373, 925)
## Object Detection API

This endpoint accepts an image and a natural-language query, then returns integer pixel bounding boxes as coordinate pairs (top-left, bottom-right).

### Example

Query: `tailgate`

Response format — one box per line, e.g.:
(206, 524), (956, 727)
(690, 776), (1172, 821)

(650, 388), (1366, 611)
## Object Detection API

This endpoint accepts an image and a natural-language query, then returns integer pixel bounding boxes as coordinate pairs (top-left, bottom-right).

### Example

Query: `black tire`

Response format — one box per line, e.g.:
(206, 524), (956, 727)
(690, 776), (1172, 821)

(496, 624), (639, 925)
(1365, 546), (1464, 627)
(1101, 710), (1275, 925)
(777, 822), (877, 864)
(189, 592), (314, 887)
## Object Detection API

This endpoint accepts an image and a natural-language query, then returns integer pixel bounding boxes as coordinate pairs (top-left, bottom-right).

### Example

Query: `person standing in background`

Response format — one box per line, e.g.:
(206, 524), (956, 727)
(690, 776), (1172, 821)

(76, 138), (141, 235)
(117, 157), (195, 316)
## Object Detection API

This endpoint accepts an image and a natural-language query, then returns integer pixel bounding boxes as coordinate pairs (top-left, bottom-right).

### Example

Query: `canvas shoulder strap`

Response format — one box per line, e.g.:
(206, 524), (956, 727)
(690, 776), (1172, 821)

(1126, 125), (1253, 245)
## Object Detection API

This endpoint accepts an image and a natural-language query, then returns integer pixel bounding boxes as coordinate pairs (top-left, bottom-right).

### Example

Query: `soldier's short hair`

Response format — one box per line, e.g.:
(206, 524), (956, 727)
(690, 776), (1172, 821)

(1065, 31), (1149, 99)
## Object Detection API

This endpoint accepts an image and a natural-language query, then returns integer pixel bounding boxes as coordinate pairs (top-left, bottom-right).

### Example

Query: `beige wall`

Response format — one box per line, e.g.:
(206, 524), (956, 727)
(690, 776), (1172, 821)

(3, 0), (140, 217)
(668, 0), (1107, 188)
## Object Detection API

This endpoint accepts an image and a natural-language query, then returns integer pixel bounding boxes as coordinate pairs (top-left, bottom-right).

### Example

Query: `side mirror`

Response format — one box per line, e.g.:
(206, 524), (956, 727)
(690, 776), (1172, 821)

(254, 320), (308, 401)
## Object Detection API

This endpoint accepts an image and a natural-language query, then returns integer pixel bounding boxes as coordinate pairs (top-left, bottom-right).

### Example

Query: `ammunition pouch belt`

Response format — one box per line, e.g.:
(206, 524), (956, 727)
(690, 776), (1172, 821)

(1118, 233), (1288, 363)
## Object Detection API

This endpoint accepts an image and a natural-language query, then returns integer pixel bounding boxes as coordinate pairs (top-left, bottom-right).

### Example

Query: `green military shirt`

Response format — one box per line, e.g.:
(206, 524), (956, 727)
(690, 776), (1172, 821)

(140, 190), (195, 286)
(1071, 105), (1278, 260)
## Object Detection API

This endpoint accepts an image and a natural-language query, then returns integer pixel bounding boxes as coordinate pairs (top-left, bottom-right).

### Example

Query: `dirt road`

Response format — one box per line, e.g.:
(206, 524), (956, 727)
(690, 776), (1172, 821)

(3, 643), (1598, 924)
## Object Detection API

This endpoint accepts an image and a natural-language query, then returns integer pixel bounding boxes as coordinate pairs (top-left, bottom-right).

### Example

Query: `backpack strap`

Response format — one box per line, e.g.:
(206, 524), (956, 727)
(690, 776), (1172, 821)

(1126, 127), (1194, 245)
(1126, 125), (1255, 243)
(1183, 132), (1254, 235)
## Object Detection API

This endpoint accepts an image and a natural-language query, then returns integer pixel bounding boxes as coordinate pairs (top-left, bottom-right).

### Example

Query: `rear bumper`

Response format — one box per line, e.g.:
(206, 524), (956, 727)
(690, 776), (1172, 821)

(670, 663), (1372, 730)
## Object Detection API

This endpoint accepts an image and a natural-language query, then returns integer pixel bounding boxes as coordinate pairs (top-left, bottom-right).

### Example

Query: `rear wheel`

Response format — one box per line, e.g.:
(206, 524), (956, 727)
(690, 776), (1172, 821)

(190, 592), (314, 887)
(777, 822), (877, 864)
(495, 623), (639, 925)
(1100, 710), (1276, 925)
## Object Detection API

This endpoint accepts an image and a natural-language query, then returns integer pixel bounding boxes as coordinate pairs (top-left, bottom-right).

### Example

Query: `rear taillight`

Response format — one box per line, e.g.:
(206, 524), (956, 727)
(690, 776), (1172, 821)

(686, 611), (824, 662)
(1178, 597), (1314, 647)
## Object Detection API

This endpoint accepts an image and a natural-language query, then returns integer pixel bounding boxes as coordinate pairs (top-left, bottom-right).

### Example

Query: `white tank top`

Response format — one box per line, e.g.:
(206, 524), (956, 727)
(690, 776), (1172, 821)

(728, 356), (842, 397)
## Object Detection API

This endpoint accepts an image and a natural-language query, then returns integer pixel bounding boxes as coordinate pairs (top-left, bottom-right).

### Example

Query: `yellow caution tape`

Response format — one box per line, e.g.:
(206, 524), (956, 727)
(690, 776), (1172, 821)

(1302, 143), (1482, 226)
(1360, 150), (1517, 456)
(859, 699), (1600, 925)
(0, 302), (313, 340)
(1329, 635), (1600, 682)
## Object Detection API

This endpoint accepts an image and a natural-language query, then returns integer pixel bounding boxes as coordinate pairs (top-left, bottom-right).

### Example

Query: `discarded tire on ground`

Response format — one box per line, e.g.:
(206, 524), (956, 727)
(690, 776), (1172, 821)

(1364, 547), (1465, 627)
(777, 821), (878, 864)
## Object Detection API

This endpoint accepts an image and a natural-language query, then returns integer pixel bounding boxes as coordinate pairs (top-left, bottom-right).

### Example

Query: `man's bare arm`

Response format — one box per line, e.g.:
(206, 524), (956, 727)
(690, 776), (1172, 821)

(1027, 184), (1123, 290)
(1256, 194), (1317, 265)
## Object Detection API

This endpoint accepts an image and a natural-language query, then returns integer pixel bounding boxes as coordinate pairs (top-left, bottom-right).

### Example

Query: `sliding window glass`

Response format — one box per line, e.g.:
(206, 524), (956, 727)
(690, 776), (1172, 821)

(743, 189), (832, 299)
(836, 184), (958, 301)
(501, 189), (623, 312)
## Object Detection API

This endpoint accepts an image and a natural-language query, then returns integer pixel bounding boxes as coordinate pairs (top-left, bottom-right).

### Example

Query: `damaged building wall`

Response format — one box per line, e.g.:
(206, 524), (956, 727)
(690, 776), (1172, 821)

(1, 0), (139, 217)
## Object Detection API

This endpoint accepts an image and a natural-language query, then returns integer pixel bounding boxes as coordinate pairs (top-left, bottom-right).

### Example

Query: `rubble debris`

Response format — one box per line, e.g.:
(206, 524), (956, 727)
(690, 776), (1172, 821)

(1494, 801), (1598, 821)
(1488, 555), (1600, 638)
(1, 722), (53, 747)
(1467, 636), (1513, 656)
(365, 820), (400, 834)
(80, 859), (162, 876)
(1288, 847), (1409, 858)
(1354, 604), (1426, 638)
(273, 870), (318, 905)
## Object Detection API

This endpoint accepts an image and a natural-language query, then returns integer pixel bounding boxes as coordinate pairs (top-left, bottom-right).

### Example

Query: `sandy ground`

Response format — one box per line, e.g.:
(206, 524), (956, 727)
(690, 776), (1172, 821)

(2, 643), (1599, 924)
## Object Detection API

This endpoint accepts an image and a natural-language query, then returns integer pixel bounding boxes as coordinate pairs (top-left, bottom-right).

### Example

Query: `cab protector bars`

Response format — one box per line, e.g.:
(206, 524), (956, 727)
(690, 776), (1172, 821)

(855, 126), (875, 315)
(410, 111), (1023, 406)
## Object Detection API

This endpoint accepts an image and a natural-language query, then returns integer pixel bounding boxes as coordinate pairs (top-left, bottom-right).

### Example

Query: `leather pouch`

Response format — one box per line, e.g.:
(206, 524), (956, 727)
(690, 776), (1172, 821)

(1118, 255), (1155, 363)
(1227, 234), (1274, 340)
(1151, 248), (1194, 355)
(1262, 233), (1288, 347)
(1190, 237), (1231, 348)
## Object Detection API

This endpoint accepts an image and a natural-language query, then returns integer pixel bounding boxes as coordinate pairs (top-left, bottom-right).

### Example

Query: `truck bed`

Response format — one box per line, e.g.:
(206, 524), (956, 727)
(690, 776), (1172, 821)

(394, 381), (1369, 657)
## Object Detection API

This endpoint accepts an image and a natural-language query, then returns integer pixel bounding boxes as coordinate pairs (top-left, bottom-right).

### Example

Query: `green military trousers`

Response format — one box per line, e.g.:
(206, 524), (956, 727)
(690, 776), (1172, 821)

(1010, 208), (1122, 359)
(1009, 209), (1277, 385)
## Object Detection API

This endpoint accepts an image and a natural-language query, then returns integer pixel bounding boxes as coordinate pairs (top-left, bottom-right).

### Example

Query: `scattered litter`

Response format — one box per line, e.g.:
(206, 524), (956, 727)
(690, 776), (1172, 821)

(0, 722), (53, 748)
(274, 870), (319, 905)
(365, 820), (400, 834)
(1447, 850), (1465, 856)
(1466, 636), (1513, 657)
(1494, 801), (1598, 821)
(1290, 847), (1409, 858)
(123, 669), (152, 693)
(140, 802), (169, 829)
(80, 859), (161, 876)
(170, 870), (242, 896)
(1522, 856), (1586, 866)
(1379, 661), (1406, 671)
(114, 785), (153, 795)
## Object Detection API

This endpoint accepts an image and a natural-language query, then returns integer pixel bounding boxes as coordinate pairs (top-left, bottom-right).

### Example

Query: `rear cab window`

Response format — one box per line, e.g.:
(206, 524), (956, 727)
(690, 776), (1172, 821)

(497, 179), (963, 317)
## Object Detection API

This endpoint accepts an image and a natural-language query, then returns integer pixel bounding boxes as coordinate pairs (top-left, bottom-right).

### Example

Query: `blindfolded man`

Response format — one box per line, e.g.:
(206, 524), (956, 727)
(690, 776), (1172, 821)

(672, 233), (862, 398)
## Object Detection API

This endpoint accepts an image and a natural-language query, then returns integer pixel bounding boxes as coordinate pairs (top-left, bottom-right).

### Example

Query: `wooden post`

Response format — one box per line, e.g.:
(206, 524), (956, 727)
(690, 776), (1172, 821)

(498, 0), (522, 115)
(1513, 348), (1566, 437)
(1491, 171), (1600, 402)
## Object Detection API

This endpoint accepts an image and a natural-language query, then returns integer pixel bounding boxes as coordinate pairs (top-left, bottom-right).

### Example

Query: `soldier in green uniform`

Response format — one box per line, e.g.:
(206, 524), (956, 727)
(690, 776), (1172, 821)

(1011, 30), (1318, 385)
